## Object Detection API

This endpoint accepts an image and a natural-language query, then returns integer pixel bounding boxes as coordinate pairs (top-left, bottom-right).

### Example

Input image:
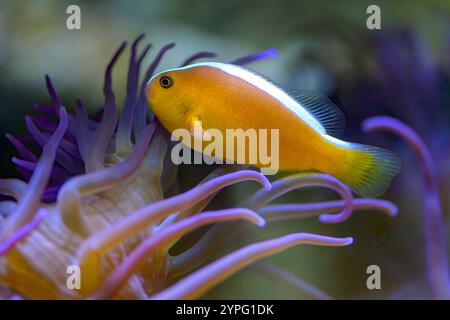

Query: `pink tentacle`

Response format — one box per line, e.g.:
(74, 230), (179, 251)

(363, 116), (450, 300)
(89, 208), (264, 299)
(152, 233), (353, 300)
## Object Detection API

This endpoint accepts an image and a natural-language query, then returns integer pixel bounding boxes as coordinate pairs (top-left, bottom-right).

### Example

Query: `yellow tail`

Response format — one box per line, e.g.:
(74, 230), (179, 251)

(331, 143), (401, 197)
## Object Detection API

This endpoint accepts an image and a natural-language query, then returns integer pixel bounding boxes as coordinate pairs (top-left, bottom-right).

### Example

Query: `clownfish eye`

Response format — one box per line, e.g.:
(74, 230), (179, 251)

(159, 76), (173, 89)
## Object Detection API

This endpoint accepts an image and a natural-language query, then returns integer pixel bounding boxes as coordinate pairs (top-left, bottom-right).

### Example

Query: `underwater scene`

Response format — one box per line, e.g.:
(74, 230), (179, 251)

(0, 0), (449, 302)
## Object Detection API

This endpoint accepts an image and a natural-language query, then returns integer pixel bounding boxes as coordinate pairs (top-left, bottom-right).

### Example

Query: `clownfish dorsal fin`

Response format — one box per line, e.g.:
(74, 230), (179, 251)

(287, 89), (346, 137)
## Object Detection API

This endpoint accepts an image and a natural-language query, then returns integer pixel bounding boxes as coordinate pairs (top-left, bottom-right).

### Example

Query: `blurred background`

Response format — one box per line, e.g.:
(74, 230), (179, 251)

(0, 0), (449, 299)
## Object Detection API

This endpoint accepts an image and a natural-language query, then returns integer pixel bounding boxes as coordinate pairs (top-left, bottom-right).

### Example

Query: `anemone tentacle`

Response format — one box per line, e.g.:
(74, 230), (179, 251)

(363, 116), (449, 300)
(0, 35), (402, 300)
(167, 197), (396, 278)
(181, 52), (217, 67)
(153, 233), (353, 300)
(134, 43), (176, 137)
(25, 116), (83, 174)
(260, 198), (398, 222)
(117, 34), (147, 156)
(243, 173), (354, 223)
(231, 48), (278, 66)
(57, 123), (157, 236)
(1, 108), (68, 238)
(5, 134), (37, 162)
(90, 208), (265, 299)
(75, 170), (271, 283)
(86, 42), (126, 172)
(74, 99), (90, 164)
(0, 179), (28, 201)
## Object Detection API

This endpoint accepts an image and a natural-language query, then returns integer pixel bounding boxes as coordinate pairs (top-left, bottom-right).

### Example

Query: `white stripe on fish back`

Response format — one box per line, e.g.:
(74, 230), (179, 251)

(150, 62), (326, 134)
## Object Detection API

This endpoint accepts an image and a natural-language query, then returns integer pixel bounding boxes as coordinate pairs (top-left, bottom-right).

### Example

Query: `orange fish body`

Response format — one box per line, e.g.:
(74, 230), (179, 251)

(146, 62), (400, 196)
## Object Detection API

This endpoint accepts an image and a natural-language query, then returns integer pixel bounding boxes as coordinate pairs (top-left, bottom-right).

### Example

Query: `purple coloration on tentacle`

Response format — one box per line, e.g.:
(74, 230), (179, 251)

(134, 43), (176, 138)
(1, 108), (68, 239)
(11, 157), (69, 184)
(25, 116), (83, 174)
(58, 123), (157, 235)
(117, 35), (147, 155)
(181, 52), (217, 66)
(260, 198), (398, 222)
(45, 75), (61, 113)
(5, 134), (37, 162)
(243, 174), (353, 224)
(86, 42), (126, 172)
(74, 99), (90, 164)
(32, 115), (78, 145)
(231, 48), (278, 66)
(48, 135), (81, 161)
(34, 104), (55, 116)
(32, 115), (57, 133)
(42, 187), (60, 203)
(168, 197), (390, 279)
(152, 233), (352, 300)
(76, 170), (271, 267)
(363, 116), (450, 300)
(0, 208), (47, 257)
(90, 208), (265, 299)
(137, 44), (152, 66)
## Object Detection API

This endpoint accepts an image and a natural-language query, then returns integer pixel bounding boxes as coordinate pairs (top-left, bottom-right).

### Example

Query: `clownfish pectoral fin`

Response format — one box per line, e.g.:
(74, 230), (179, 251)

(190, 115), (212, 141)
(287, 89), (346, 137)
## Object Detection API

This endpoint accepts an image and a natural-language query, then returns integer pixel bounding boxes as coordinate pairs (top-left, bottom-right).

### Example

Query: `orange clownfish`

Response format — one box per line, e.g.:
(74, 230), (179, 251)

(146, 62), (401, 197)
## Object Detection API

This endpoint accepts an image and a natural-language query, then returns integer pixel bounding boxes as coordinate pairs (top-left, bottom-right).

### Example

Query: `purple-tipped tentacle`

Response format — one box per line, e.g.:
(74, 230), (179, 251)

(76, 170), (271, 265)
(0, 208), (47, 257)
(243, 174), (354, 224)
(34, 104), (55, 116)
(259, 198), (398, 222)
(58, 123), (156, 235)
(251, 262), (333, 300)
(170, 175), (356, 277)
(74, 99), (90, 164)
(42, 187), (61, 203)
(168, 198), (390, 279)
(45, 75), (61, 113)
(25, 116), (83, 174)
(363, 116), (450, 300)
(117, 35), (146, 156)
(137, 44), (152, 66)
(1, 108), (68, 238)
(231, 48), (278, 66)
(11, 158), (70, 185)
(152, 233), (352, 300)
(171, 165), (248, 224)
(90, 208), (264, 299)
(5, 134), (37, 162)
(139, 121), (169, 182)
(134, 43), (176, 138)
(32, 115), (77, 145)
(181, 52), (217, 66)
(86, 42), (126, 172)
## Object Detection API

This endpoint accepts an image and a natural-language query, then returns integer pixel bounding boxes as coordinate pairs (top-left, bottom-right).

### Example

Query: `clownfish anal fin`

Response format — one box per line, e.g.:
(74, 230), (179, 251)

(287, 89), (346, 137)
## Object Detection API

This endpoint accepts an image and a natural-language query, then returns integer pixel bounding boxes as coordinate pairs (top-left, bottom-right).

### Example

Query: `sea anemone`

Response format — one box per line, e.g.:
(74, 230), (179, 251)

(0, 35), (398, 300)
